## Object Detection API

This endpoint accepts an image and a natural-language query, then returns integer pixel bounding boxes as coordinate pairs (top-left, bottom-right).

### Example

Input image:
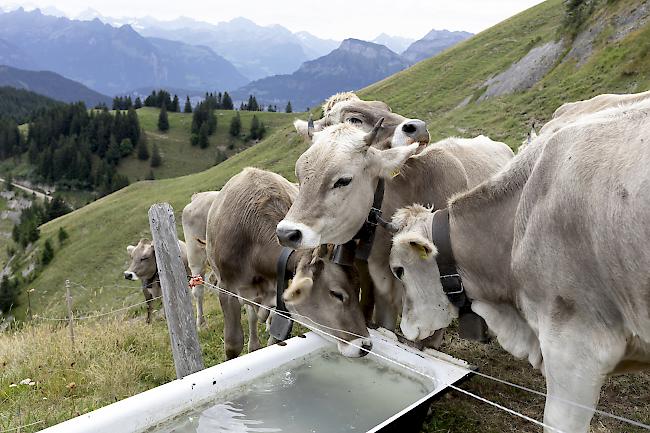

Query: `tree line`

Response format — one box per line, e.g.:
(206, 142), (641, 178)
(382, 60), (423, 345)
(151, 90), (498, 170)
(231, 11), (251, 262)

(1, 103), (149, 195)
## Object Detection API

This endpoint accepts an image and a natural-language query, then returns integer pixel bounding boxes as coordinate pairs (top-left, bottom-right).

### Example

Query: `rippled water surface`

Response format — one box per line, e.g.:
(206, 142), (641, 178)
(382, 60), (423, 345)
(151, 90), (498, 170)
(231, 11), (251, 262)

(147, 349), (435, 433)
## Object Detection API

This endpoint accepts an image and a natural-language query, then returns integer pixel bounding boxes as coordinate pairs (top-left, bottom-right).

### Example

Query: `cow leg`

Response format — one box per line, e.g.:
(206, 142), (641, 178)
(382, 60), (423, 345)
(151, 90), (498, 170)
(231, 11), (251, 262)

(245, 304), (262, 352)
(187, 247), (207, 328)
(539, 323), (625, 433)
(191, 284), (206, 329)
(218, 291), (244, 359)
(368, 261), (399, 330)
(142, 283), (154, 324)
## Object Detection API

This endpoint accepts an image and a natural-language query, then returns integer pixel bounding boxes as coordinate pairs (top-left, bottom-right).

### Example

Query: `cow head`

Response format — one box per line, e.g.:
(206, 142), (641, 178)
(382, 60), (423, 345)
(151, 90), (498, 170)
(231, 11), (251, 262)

(388, 205), (458, 341)
(283, 248), (371, 357)
(294, 92), (429, 149)
(277, 122), (420, 248)
(124, 239), (157, 281)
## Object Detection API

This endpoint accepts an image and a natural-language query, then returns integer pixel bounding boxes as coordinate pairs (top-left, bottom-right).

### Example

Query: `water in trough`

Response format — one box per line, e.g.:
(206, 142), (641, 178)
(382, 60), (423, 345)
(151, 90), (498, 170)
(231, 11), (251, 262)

(146, 348), (435, 433)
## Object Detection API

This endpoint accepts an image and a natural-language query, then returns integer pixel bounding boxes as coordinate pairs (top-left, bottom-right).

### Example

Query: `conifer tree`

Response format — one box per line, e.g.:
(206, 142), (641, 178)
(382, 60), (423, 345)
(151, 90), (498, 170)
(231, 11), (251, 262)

(184, 96), (193, 113)
(134, 97), (143, 109)
(172, 94), (180, 112)
(229, 112), (241, 137)
(222, 92), (234, 110)
(150, 143), (162, 167)
(137, 131), (149, 160)
(198, 123), (209, 149)
(158, 104), (169, 132)
(41, 239), (54, 265)
(285, 101), (293, 113)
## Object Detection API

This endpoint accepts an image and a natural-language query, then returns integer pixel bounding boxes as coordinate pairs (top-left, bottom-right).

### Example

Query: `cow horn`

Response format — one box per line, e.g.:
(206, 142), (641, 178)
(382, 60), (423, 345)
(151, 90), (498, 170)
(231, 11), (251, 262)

(364, 117), (384, 146)
(307, 115), (315, 138)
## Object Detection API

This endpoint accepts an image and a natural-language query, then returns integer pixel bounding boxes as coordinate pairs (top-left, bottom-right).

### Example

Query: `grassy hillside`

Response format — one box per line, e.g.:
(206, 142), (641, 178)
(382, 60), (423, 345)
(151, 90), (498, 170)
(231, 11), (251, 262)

(362, 0), (650, 146)
(3, 0), (650, 431)
(122, 108), (295, 181)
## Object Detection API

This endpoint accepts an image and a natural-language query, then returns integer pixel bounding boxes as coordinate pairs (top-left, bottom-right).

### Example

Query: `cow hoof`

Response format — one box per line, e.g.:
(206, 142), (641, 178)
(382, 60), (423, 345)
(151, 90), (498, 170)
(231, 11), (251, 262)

(248, 341), (262, 352)
(225, 347), (241, 360)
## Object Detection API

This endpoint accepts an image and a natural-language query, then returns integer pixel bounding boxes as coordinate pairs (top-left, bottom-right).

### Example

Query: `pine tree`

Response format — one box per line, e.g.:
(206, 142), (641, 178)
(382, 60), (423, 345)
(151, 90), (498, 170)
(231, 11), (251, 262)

(150, 143), (162, 167)
(137, 131), (150, 160)
(58, 227), (69, 245)
(249, 115), (260, 140)
(41, 239), (54, 265)
(158, 104), (169, 132)
(229, 112), (241, 137)
(285, 101), (293, 113)
(172, 94), (180, 112)
(198, 123), (209, 149)
(257, 121), (266, 139)
(134, 97), (143, 109)
(222, 92), (234, 110)
(0, 275), (19, 312)
(184, 96), (193, 113)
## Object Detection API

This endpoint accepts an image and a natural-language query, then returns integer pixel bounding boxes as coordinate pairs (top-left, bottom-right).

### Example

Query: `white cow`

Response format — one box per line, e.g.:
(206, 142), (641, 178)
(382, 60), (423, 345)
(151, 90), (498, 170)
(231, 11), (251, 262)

(181, 191), (221, 328)
(388, 93), (650, 432)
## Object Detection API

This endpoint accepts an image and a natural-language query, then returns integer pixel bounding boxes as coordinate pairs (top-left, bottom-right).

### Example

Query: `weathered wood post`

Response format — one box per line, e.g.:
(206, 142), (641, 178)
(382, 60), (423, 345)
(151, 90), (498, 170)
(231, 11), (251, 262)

(65, 279), (75, 349)
(148, 203), (204, 379)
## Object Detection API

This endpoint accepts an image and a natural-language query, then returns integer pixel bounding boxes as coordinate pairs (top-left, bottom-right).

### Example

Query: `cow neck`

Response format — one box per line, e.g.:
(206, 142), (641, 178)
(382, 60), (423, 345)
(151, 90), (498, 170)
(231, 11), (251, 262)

(143, 271), (158, 290)
(333, 178), (388, 265)
(431, 208), (488, 342)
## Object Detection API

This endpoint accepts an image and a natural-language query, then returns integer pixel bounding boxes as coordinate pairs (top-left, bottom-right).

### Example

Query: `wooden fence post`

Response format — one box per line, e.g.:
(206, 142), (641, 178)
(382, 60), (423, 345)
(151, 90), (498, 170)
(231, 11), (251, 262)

(148, 203), (204, 379)
(65, 279), (75, 349)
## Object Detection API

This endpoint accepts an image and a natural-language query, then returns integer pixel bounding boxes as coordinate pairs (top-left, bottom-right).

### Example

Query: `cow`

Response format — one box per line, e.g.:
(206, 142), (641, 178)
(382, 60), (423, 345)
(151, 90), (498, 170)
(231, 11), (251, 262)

(276, 122), (514, 331)
(182, 190), (222, 328)
(206, 167), (371, 360)
(387, 94), (650, 432)
(294, 92), (430, 149)
(124, 238), (190, 324)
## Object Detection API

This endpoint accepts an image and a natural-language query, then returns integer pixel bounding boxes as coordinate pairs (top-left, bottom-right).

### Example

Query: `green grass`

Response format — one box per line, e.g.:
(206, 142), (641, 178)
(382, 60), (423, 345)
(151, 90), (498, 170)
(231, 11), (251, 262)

(117, 108), (296, 181)
(361, 0), (650, 147)
(2, 0), (650, 431)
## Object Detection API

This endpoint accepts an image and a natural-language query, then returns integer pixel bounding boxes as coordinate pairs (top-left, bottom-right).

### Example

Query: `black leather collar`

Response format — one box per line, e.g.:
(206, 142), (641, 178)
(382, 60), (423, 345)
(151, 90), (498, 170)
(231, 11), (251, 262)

(431, 208), (489, 342)
(333, 178), (389, 265)
(269, 247), (295, 341)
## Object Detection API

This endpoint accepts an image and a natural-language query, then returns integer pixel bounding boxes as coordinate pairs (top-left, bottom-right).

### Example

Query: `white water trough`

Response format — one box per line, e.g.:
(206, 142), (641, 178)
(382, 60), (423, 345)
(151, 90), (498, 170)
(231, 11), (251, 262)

(39, 329), (473, 433)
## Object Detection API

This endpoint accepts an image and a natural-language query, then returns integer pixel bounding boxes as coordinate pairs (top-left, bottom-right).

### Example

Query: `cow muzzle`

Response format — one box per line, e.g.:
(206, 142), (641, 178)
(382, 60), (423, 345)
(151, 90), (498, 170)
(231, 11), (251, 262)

(392, 119), (430, 148)
(338, 337), (373, 358)
(124, 271), (138, 281)
(276, 220), (320, 249)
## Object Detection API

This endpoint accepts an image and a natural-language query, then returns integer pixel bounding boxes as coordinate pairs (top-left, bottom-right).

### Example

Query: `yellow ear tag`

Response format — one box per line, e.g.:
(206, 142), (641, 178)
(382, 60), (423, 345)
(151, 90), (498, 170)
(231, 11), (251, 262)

(417, 245), (429, 260)
(390, 169), (401, 178)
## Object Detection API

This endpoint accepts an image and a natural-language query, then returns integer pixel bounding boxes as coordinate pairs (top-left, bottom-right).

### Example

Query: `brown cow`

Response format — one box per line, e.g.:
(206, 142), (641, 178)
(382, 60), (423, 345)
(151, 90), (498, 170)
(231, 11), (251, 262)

(205, 167), (371, 360)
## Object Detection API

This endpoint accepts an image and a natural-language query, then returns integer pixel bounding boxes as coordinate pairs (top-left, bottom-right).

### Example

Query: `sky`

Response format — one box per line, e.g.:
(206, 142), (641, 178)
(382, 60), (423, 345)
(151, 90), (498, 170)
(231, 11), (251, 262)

(0, 0), (546, 40)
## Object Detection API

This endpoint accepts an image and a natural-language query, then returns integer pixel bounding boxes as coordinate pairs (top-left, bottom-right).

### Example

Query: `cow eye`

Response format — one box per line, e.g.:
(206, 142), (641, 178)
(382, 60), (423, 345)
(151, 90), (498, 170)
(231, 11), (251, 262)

(140, 256), (149, 261)
(347, 117), (362, 125)
(329, 289), (345, 302)
(333, 177), (352, 189)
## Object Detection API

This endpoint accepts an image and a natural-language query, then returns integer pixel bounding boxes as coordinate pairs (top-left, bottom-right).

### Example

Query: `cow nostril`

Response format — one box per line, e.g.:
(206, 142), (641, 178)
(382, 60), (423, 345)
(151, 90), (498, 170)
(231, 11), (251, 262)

(360, 340), (372, 356)
(402, 123), (417, 134)
(392, 266), (404, 280)
(287, 230), (302, 243)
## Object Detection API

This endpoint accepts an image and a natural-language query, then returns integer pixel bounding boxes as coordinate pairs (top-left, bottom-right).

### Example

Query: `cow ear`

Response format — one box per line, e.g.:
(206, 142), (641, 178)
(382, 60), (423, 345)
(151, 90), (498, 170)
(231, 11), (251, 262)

(395, 233), (437, 260)
(283, 277), (313, 305)
(126, 245), (135, 256)
(367, 142), (419, 178)
(294, 117), (324, 141)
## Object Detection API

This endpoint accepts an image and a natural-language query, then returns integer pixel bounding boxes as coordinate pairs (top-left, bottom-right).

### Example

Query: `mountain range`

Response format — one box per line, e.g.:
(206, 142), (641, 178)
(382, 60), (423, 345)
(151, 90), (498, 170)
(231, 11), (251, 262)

(0, 6), (472, 110)
(402, 29), (473, 63)
(232, 38), (411, 111)
(0, 8), (248, 95)
(78, 12), (340, 81)
(0, 65), (111, 106)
